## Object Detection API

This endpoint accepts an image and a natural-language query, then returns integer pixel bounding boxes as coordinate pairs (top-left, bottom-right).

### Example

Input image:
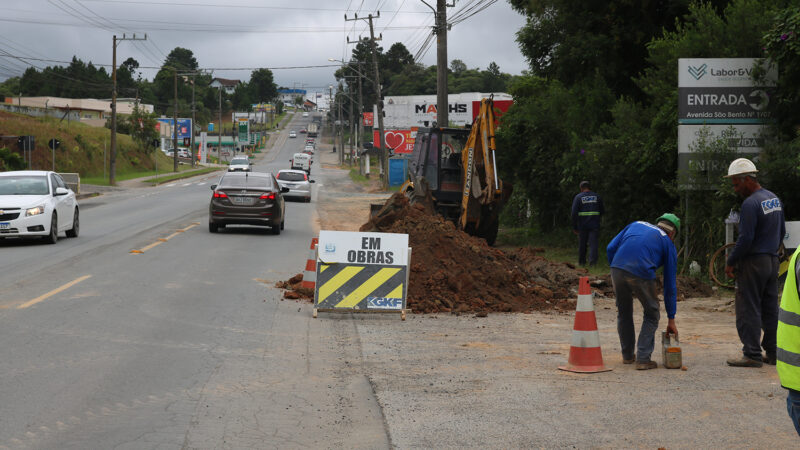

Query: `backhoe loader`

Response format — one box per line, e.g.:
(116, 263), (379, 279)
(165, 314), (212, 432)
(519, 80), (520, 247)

(401, 97), (511, 245)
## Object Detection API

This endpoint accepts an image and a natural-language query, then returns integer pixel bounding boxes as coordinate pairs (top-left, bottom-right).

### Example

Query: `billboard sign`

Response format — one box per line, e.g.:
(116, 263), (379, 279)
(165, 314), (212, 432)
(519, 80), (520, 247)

(363, 112), (374, 126)
(379, 93), (513, 128)
(237, 118), (249, 144)
(678, 58), (777, 124)
(156, 118), (191, 140)
(373, 128), (417, 153)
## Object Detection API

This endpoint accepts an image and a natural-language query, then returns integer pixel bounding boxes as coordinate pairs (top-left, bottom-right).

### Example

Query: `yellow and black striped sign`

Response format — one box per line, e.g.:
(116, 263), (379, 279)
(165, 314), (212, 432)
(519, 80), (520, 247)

(314, 263), (407, 311)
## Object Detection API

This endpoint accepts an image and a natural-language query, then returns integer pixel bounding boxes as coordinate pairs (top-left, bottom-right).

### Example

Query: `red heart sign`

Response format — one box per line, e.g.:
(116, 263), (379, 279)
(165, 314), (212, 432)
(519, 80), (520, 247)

(385, 131), (405, 150)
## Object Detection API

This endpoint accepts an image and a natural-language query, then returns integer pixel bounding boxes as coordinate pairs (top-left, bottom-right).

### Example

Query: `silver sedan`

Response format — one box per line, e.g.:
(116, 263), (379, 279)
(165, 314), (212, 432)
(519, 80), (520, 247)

(275, 169), (314, 202)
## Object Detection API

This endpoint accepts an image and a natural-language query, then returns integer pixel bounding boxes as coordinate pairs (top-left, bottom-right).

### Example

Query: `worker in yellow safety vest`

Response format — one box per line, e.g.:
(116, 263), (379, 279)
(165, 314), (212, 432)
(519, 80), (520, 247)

(778, 246), (800, 435)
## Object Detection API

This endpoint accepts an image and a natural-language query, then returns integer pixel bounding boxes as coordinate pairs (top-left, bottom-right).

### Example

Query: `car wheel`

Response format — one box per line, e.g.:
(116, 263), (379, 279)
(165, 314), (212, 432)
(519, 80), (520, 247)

(209, 222), (219, 233)
(281, 218), (285, 230)
(271, 223), (281, 235)
(45, 213), (58, 244)
(66, 208), (79, 238)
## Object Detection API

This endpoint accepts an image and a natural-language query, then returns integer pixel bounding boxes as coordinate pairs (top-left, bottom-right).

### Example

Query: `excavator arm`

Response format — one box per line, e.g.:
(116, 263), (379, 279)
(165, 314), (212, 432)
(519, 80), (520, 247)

(458, 97), (504, 233)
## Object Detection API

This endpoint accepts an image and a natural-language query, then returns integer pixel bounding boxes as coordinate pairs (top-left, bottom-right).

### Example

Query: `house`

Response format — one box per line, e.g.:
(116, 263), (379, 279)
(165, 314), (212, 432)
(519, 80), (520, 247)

(2, 96), (154, 127)
(210, 78), (241, 94)
(278, 88), (307, 105)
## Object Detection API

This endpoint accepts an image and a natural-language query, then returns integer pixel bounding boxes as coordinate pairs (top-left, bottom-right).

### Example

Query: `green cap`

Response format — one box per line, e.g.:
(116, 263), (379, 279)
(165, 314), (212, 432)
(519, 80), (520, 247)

(656, 213), (680, 234)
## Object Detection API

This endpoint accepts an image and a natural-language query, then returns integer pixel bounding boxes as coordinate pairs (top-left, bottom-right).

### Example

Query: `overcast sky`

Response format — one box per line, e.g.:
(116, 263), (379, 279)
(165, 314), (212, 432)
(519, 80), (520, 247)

(0, 0), (528, 99)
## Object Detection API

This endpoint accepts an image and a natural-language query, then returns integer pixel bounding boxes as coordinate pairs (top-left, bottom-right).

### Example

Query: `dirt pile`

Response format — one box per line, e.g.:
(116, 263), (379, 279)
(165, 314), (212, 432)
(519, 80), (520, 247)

(357, 193), (582, 314)
(278, 192), (714, 313)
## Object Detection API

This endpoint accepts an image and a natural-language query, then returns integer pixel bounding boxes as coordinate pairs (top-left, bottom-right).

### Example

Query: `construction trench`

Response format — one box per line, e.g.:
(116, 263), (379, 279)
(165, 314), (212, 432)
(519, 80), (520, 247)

(278, 192), (713, 313)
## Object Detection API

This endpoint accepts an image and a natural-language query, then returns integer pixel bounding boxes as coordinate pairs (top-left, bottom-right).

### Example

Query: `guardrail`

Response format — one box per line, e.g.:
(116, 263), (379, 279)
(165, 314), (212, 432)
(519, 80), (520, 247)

(58, 173), (80, 194)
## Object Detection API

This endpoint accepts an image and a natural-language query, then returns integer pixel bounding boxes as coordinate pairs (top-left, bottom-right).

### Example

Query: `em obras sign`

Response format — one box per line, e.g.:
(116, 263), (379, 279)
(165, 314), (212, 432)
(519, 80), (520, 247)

(314, 231), (410, 315)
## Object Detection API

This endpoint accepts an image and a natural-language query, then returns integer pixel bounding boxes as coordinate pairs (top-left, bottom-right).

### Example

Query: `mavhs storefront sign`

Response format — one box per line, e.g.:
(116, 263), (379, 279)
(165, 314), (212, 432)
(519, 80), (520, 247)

(313, 231), (411, 319)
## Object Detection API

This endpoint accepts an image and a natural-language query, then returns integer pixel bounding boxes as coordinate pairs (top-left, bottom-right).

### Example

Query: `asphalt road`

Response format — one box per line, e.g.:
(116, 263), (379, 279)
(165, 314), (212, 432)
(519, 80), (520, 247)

(0, 113), (389, 448)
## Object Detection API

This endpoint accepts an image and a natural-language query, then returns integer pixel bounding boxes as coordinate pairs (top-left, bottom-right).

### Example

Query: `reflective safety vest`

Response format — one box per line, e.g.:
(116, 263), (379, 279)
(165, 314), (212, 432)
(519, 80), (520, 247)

(778, 247), (800, 391)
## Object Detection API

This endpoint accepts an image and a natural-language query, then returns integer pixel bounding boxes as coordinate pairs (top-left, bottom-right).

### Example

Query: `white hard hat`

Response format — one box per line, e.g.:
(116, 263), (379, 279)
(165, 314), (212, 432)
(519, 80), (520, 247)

(724, 158), (758, 178)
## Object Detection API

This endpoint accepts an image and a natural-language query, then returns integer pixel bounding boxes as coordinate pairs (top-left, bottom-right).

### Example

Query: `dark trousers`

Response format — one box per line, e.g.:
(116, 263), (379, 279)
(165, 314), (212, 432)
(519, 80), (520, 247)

(611, 268), (661, 362)
(578, 229), (598, 265)
(735, 254), (779, 360)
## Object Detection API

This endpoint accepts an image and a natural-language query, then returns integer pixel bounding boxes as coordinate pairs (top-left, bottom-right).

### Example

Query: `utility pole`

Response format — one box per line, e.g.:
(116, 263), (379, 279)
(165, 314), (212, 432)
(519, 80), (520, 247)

(173, 70), (179, 172)
(348, 83), (354, 167)
(191, 74), (196, 168)
(422, 0), (452, 127)
(110, 33), (146, 186)
(346, 12), (387, 188)
(218, 87), (222, 161)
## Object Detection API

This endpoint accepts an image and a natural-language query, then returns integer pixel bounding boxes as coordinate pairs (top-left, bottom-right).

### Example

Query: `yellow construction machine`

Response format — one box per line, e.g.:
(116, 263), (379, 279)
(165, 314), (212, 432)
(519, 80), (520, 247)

(401, 97), (511, 245)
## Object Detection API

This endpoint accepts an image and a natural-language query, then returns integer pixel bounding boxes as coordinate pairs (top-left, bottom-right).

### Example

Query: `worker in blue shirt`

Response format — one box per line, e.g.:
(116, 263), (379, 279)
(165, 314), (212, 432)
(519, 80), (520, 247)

(724, 158), (786, 368)
(571, 181), (604, 266)
(607, 214), (680, 370)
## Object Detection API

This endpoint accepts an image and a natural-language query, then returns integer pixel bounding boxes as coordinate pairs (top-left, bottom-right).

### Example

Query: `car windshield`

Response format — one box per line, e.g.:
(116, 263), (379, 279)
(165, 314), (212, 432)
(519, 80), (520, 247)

(278, 172), (306, 182)
(221, 175), (271, 189)
(230, 158), (249, 165)
(0, 175), (49, 195)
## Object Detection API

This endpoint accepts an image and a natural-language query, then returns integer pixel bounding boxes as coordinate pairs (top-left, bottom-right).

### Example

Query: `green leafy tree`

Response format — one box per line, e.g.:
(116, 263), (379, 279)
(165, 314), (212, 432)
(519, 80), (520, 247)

(249, 68), (277, 103)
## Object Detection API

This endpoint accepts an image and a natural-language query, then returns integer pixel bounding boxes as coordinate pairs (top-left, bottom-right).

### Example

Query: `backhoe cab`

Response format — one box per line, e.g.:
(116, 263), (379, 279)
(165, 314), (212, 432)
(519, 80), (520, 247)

(404, 98), (511, 245)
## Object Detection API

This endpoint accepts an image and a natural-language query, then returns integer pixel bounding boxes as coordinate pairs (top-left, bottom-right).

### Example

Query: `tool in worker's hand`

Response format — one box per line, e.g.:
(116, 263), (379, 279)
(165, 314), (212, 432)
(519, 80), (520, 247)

(662, 331), (682, 369)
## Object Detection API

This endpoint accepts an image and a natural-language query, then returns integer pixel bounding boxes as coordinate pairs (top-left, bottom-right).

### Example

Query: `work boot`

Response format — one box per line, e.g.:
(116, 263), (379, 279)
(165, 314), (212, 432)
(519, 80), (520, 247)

(726, 355), (763, 368)
(622, 358), (635, 365)
(635, 360), (657, 370)
(763, 353), (777, 366)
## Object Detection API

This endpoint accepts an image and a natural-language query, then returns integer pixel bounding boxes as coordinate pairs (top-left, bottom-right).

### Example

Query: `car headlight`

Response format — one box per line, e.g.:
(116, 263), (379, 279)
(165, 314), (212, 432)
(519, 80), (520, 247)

(26, 205), (45, 216)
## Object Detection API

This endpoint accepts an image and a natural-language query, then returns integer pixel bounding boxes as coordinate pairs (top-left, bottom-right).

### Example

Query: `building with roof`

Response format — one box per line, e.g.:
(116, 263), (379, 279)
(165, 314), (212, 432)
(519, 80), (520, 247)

(278, 88), (307, 105)
(210, 78), (241, 94)
(2, 96), (154, 127)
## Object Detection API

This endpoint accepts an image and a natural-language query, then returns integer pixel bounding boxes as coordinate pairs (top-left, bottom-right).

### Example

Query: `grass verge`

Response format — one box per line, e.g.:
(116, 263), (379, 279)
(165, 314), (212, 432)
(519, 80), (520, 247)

(496, 227), (612, 276)
(144, 167), (222, 185)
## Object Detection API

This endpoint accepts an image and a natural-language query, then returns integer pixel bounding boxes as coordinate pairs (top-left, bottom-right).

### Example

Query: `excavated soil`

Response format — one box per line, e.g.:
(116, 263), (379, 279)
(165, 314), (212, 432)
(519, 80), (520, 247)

(278, 193), (713, 314)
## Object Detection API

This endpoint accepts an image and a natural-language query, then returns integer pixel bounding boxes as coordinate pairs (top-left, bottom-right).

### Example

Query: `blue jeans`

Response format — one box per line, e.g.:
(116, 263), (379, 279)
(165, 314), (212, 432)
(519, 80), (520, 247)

(578, 229), (598, 265)
(788, 389), (800, 436)
(611, 268), (661, 362)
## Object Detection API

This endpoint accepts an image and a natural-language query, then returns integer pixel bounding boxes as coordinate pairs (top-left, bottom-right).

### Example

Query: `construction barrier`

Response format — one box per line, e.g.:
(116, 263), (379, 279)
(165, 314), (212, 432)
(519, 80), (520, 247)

(313, 230), (410, 320)
(558, 276), (611, 373)
(302, 237), (319, 290)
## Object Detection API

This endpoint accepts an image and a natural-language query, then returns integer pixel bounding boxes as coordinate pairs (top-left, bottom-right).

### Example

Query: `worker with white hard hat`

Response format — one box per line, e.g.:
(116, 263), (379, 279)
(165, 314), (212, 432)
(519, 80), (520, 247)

(724, 157), (786, 368)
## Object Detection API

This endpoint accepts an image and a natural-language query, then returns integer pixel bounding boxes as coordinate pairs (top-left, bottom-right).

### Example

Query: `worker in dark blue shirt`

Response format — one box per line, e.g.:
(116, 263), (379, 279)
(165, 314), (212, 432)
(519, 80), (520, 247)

(571, 181), (604, 266)
(607, 214), (680, 370)
(724, 158), (786, 368)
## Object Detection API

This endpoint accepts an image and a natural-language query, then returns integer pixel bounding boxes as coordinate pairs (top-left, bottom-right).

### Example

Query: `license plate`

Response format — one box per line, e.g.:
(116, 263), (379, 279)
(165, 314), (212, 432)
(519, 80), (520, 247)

(231, 196), (254, 206)
(0, 223), (8, 229)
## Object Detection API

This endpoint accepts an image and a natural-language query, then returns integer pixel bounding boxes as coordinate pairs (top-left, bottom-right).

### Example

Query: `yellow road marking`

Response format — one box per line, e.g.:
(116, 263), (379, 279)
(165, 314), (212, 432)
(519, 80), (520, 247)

(335, 268), (401, 308)
(18, 275), (92, 309)
(131, 224), (197, 254)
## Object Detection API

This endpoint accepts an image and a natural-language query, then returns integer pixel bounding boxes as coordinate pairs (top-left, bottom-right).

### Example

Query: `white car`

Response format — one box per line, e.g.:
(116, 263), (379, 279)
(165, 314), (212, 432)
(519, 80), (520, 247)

(0, 170), (79, 243)
(276, 169), (315, 202)
(302, 112), (309, 117)
(228, 156), (252, 172)
(289, 131), (297, 138)
(304, 145), (315, 153)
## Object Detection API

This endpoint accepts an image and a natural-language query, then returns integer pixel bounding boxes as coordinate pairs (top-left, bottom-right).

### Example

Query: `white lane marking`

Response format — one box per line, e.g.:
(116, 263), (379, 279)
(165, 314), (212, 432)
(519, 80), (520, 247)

(198, 182), (206, 186)
(182, 183), (191, 186)
(166, 183), (176, 187)
(18, 275), (92, 309)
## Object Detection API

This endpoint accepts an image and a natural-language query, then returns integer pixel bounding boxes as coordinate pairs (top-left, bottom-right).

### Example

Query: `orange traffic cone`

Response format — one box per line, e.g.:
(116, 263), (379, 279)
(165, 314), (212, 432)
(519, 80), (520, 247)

(558, 276), (612, 373)
(301, 237), (319, 290)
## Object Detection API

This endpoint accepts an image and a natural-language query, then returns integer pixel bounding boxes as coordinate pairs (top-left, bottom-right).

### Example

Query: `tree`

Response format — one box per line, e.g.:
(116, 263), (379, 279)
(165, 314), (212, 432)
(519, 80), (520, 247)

(249, 68), (277, 103)
(450, 59), (467, 75)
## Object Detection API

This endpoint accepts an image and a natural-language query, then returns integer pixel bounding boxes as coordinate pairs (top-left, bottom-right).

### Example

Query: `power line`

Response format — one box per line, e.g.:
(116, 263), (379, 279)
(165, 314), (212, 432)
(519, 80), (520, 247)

(80, 0), (429, 13)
